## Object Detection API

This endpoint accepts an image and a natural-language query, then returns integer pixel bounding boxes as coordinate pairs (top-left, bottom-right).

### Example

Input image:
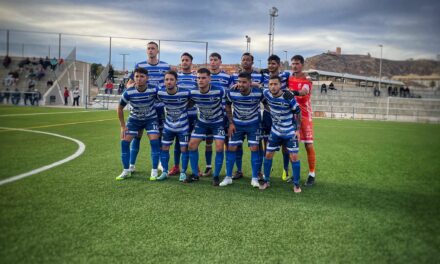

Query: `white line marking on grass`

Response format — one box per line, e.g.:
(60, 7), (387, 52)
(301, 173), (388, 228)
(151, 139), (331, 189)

(0, 111), (92, 117)
(0, 118), (117, 133)
(0, 127), (86, 186)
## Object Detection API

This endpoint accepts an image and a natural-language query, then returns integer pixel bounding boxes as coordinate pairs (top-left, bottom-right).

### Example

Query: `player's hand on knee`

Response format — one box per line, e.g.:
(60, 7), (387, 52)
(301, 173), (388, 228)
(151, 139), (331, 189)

(120, 126), (128, 140)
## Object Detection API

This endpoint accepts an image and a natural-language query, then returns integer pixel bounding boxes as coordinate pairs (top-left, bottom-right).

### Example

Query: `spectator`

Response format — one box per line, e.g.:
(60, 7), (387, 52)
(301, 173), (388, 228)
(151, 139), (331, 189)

(32, 88), (41, 106)
(28, 79), (36, 89)
(43, 56), (51, 70)
(118, 81), (125, 95)
(11, 88), (21, 105)
(4, 88), (10, 103)
(50, 57), (58, 71)
(404, 87), (410, 97)
(58, 57), (64, 66)
(0, 90), (3, 103)
(393, 87), (398, 96)
(329, 82), (337, 90)
(47, 79), (54, 88)
(399, 86), (404, 97)
(123, 70), (130, 82)
(38, 57), (44, 67)
(4, 73), (14, 86)
(26, 67), (36, 79)
(108, 65), (115, 82)
(35, 66), (45, 80)
(387, 86), (392, 96)
(3, 55), (11, 68)
(72, 87), (80, 106)
(374, 86), (381, 97)
(63, 87), (69, 105)
(18, 57), (30, 68)
(320, 83), (327, 94)
(105, 79), (113, 94)
(24, 87), (33, 105)
(31, 57), (39, 65)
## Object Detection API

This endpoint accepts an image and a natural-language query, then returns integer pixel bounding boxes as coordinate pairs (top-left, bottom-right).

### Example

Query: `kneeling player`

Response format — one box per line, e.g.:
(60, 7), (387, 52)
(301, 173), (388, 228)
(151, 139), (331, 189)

(116, 67), (161, 180)
(156, 70), (191, 182)
(261, 75), (302, 193)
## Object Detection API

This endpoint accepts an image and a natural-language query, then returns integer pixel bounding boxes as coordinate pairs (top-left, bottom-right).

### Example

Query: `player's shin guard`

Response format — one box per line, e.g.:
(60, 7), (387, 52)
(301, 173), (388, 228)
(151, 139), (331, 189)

(291, 160), (301, 186)
(174, 139), (181, 166)
(251, 150), (259, 179)
(214, 151), (224, 178)
(235, 146), (243, 172)
(121, 140), (130, 169)
(205, 146), (212, 167)
(129, 137), (140, 165)
(181, 151), (189, 173)
(225, 150), (236, 177)
(150, 139), (160, 170)
(189, 150), (199, 176)
(160, 149), (169, 172)
(263, 158), (273, 182)
(283, 152), (289, 172)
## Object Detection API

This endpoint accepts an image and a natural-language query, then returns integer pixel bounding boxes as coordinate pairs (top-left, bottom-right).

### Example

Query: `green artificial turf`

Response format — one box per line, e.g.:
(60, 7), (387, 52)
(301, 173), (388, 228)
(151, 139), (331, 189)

(0, 105), (439, 263)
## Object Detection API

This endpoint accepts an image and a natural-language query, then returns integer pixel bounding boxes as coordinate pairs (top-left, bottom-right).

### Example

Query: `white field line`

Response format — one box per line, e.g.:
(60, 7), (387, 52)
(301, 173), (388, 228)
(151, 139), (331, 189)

(0, 127), (86, 186)
(0, 110), (93, 117)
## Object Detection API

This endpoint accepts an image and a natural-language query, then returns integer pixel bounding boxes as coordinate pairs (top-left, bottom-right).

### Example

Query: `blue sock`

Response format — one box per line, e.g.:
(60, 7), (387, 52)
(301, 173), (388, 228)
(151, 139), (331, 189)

(291, 160), (301, 186)
(121, 140), (130, 169)
(205, 148), (212, 167)
(160, 149), (169, 172)
(129, 137), (141, 165)
(235, 146), (243, 172)
(263, 158), (273, 183)
(251, 150), (259, 179)
(189, 150), (199, 176)
(174, 139), (181, 166)
(225, 150), (236, 177)
(181, 151), (189, 173)
(258, 140), (265, 173)
(283, 152), (289, 172)
(214, 151), (224, 178)
(150, 139), (160, 169)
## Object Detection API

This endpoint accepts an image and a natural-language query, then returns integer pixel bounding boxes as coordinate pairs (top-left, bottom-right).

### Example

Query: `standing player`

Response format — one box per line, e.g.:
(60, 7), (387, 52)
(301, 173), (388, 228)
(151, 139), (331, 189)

(187, 68), (226, 186)
(288, 55), (316, 186)
(156, 70), (191, 182)
(126, 41), (170, 173)
(261, 55), (291, 181)
(168, 52), (198, 176)
(220, 72), (263, 188)
(116, 68), (161, 180)
(261, 75), (302, 193)
(203, 52), (231, 177)
(229, 52), (263, 180)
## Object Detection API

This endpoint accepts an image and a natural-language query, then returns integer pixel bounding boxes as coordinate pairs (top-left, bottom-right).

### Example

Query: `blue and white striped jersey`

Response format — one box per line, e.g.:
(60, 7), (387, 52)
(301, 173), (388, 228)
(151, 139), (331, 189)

(157, 86), (191, 133)
(231, 70), (263, 87)
(210, 70), (232, 92)
(262, 89), (300, 137)
(226, 87), (263, 126)
(134, 60), (170, 108)
(177, 71), (198, 117)
(262, 71), (290, 90)
(190, 85), (225, 124)
(120, 85), (158, 121)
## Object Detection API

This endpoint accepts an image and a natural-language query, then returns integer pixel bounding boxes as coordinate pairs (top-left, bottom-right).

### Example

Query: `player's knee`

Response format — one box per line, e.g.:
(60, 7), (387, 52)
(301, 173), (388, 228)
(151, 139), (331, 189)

(228, 145), (237, 152)
(265, 152), (274, 160)
(289, 153), (299, 162)
(249, 145), (258, 152)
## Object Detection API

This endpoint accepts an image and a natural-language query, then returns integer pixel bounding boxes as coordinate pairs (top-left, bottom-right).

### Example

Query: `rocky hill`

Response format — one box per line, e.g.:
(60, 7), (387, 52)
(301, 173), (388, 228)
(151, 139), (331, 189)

(304, 53), (440, 78)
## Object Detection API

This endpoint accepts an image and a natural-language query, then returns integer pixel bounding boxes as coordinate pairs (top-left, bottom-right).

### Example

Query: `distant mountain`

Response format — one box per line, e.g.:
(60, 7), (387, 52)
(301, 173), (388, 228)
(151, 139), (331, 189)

(304, 53), (440, 78)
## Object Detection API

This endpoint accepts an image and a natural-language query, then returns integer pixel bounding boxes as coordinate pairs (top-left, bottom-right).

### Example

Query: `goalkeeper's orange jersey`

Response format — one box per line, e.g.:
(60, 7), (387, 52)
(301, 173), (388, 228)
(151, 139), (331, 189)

(288, 75), (313, 121)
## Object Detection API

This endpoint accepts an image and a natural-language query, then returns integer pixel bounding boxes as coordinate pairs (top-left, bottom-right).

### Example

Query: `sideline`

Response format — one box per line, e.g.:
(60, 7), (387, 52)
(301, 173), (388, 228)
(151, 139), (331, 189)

(0, 127), (86, 186)
(0, 110), (93, 117)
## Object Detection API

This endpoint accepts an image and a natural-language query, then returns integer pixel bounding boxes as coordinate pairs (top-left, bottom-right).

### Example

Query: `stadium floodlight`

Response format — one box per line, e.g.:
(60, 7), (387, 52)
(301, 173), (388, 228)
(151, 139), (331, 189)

(378, 44), (383, 92)
(268, 6), (279, 57)
(120, 53), (129, 71)
(245, 35), (251, 52)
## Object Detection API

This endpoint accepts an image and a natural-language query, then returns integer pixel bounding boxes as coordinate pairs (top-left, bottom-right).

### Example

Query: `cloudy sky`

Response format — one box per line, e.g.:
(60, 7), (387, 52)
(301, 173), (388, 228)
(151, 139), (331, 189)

(1, 0), (439, 69)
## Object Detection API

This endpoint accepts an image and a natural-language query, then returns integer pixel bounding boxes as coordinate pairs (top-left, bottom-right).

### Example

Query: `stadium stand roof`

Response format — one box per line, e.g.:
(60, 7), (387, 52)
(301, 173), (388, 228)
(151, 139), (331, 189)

(305, 69), (404, 86)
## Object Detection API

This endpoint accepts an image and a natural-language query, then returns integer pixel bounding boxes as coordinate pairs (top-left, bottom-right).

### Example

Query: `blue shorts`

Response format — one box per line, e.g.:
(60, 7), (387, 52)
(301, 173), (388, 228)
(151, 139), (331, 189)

(192, 121), (225, 140)
(126, 117), (160, 136)
(229, 123), (261, 147)
(262, 110), (272, 139)
(266, 131), (299, 153)
(162, 128), (189, 147)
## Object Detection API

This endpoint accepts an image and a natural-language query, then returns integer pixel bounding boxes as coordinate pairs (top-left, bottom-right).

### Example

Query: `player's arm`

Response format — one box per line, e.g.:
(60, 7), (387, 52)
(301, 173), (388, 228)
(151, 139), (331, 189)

(226, 104), (235, 137)
(118, 94), (129, 139)
(292, 84), (310, 96)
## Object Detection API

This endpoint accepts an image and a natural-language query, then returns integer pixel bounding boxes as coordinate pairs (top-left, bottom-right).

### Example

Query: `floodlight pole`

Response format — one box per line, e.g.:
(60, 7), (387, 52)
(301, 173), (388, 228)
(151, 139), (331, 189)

(120, 53), (129, 71)
(378, 44), (383, 92)
(268, 6), (278, 57)
(245, 35), (251, 52)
